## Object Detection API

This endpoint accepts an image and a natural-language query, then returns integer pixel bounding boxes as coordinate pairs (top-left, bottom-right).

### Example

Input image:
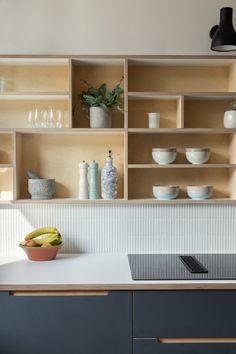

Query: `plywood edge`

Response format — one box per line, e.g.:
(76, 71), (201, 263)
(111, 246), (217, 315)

(128, 164), (236, 169)
(177, 95), (184, 128)
(2, 283), (236, 291)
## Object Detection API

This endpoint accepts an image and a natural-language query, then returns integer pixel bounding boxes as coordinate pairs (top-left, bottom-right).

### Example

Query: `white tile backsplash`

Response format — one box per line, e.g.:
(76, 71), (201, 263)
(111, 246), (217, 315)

(0, 204), (236, 256)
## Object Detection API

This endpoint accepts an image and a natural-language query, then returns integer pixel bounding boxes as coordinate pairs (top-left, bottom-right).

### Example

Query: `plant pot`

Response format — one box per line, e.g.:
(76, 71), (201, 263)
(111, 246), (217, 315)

(224, 110), (236, 128)
(89, 107), (112, 128)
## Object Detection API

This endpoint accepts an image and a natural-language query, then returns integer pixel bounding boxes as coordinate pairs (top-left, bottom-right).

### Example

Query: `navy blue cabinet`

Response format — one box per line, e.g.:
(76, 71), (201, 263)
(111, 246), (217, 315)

(0, 291), (132, 354)
(133, 339), (236, 354)
(2, 289), (236, 354)
(133, 290), (236, 338)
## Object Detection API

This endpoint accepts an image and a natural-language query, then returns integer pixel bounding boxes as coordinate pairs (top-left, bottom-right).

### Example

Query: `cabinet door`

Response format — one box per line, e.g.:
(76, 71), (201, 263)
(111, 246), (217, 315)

(0, 291), (132, 354)
(133, 290), (236, 338)
(134, 339), (236, 354)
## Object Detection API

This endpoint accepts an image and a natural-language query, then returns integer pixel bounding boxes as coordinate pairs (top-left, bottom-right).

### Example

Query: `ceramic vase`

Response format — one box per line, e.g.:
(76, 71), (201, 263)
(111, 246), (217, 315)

(101, 151), (118, 199)
(224, 110), (236, 128)
(89, 107), (112, 128)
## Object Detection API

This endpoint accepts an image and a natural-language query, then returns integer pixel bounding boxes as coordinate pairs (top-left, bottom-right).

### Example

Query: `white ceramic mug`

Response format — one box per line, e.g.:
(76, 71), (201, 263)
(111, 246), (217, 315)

(148, 112), (160, 128)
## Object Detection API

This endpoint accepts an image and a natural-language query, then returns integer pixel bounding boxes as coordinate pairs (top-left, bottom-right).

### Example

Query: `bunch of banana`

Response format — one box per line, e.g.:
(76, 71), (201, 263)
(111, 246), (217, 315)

(20, 227), (62, 247)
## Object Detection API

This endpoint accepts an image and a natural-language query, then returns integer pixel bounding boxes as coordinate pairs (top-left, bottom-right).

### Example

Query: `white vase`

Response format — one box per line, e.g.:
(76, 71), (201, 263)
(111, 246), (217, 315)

(224, 110), (236, 128)
(89, 107), (112, 128)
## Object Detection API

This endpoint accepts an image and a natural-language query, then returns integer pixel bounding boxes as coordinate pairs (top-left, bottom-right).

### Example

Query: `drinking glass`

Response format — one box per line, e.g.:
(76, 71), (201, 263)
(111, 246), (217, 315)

(55, 110), (64, 128)
(48, 109), (56, 128)
(27, 109), (40, 128)
(40, 110), (49, 128)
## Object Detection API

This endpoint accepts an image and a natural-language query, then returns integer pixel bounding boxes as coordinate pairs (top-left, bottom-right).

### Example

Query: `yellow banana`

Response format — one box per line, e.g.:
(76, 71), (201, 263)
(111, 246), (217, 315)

(25, 227), (58, 240)
(33, 233), (60, 246)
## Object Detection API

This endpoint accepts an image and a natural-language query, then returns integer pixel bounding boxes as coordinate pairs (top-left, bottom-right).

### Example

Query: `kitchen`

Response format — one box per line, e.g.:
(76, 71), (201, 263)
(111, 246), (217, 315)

(1, 1), (236, 354)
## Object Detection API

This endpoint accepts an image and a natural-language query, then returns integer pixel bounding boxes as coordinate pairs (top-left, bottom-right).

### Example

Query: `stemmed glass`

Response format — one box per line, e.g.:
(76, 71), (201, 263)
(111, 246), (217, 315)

(27, 109), (65, 128)
(28, 109), (40, 128)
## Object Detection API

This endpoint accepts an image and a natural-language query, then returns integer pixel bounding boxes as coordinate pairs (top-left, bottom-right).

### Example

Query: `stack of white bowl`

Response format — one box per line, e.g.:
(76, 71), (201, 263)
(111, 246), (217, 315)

(151, 147), (213, 200)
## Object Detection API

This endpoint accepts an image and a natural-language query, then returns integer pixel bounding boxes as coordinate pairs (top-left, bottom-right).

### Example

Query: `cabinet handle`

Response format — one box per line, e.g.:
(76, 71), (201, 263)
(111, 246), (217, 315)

(9, 291), (109, 297)
(157, 338), (236, 344)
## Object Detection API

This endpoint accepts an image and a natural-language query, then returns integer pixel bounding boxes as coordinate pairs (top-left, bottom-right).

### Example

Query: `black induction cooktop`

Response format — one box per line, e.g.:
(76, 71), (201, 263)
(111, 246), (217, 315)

(128, 254), (236, 280)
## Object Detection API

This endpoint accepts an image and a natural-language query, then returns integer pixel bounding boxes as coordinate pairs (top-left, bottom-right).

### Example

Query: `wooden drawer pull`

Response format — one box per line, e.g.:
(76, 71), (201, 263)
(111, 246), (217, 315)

(157, 338), (236, 344)
(9, 291), (109, 297)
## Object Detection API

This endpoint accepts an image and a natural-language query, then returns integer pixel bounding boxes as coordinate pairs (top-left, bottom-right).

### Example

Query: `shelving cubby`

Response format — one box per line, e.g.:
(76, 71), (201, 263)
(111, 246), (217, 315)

(128, 93), (183, 128)
(15, 131), (125, 202)
(0, 58), (71, 129)
(0, 55), (236, 204)
(127, 56), (236, 203)
(71, 59), (125, 129)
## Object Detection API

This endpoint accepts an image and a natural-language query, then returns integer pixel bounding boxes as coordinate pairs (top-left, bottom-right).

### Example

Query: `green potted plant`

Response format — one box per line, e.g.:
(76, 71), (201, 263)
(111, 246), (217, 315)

(224, 101), (236, 128)
(79, 79), (124, 128)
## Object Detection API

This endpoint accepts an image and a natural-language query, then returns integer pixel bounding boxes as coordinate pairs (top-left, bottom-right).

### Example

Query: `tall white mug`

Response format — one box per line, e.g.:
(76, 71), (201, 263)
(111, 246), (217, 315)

(148, 112), (160, 128)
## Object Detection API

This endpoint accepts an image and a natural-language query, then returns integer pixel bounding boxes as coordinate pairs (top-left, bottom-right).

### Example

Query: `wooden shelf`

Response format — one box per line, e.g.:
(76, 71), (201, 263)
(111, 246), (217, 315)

(0, 164), (13, 168)
(128, 92), (181, 99)
(14, 198), (126, 204)
(184, 92), (236, 100)
(4, 128), (125, 134)
(3, 198), (235, 205)
(129, 92), (236, 100)
(128, 164), (236, 169)
(128, 128), (236, 134)
(0, 93), (69, 100)
(127, 198), (236, 204)
(0, 58), (69, 65)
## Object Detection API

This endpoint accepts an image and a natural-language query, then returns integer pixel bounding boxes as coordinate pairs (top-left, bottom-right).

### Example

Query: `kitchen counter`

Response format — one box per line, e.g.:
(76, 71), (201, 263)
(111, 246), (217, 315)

(1, 253), (236, 291)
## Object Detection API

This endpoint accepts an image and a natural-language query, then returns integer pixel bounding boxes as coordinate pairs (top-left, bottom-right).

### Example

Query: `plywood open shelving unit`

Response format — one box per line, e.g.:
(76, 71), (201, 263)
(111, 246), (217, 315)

(0, 55), (236, 204)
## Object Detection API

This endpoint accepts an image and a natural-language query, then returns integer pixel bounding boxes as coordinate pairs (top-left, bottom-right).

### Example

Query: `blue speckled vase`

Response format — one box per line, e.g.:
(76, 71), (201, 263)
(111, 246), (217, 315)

(101, 151), (118, 200)
(89, 161), (99, 200)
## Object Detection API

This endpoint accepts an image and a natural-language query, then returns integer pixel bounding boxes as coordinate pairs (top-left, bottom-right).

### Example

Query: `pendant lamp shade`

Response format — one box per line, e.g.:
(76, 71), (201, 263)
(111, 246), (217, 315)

(210, 7), (236, 52)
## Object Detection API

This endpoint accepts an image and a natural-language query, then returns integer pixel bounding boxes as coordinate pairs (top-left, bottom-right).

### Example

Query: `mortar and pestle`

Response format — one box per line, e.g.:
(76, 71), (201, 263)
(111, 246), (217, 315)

(27, 171), (55, 200)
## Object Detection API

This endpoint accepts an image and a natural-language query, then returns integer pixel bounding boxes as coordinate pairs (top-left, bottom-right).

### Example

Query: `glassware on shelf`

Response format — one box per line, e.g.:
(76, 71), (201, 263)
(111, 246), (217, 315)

(55, 110), (63, 128)
(0, 77), (13, 93)
(40, 110), (49, 128)
(27, 109), (40, 128)
(27, 109), (67, 128)
(0, 77), (7, 93)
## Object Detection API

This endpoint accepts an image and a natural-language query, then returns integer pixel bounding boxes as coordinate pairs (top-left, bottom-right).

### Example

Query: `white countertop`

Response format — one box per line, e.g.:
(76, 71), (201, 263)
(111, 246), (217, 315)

(1, 253), (236, 291)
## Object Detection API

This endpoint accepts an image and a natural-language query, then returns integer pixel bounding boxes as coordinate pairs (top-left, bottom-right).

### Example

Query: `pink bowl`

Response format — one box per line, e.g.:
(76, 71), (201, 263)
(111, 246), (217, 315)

(19, 244), (62, 261)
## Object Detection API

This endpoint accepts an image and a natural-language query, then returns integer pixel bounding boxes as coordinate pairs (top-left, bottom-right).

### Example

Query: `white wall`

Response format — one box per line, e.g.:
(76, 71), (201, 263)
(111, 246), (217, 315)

(1, 0), (236, 255)
(0, 0), (235, 55)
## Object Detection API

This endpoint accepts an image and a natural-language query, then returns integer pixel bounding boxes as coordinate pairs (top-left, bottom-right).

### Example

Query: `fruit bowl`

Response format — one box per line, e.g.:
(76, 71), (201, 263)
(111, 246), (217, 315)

(19, 243), (63, 261)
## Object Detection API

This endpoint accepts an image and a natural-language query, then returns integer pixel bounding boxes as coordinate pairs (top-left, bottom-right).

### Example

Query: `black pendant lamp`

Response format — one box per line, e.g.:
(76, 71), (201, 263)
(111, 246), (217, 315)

(210, 7), (236, 51)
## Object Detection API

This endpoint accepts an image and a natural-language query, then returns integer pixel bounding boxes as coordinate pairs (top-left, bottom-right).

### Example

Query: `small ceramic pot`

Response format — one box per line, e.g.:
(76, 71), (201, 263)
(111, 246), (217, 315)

(89, 107), (112, 128)
(185, 148), (211, 164)
(152, 148), (177, 165)
(187, 185), (213, 200)
(28, 179), (55, 200)
(148, 112), (160, 128)
(153, 185), (179, 200)
(224, 110), (236, 128)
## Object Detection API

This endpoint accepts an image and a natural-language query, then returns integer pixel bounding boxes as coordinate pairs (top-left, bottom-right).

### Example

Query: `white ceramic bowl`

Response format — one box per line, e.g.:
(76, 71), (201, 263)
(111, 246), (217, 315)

(185, 148), (210, 164)
(153, 185), (179, 200)
(152, 148), (176, 165)
(187, 185), (213, 200)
